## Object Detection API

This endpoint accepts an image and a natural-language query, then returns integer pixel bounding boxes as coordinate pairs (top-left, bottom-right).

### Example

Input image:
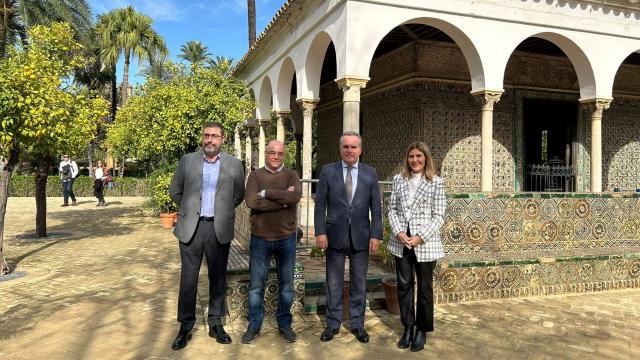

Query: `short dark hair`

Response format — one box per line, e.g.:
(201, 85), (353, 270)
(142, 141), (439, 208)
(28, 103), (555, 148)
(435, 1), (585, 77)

(339, 131), (362, 147)
(203, 121), (225, 137)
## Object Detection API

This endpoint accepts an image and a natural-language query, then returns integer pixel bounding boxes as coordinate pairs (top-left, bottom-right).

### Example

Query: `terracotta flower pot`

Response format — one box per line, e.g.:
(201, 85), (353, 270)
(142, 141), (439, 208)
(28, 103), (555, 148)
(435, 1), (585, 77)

(159, 212), (176, 229)
(382, 277), (401, 315)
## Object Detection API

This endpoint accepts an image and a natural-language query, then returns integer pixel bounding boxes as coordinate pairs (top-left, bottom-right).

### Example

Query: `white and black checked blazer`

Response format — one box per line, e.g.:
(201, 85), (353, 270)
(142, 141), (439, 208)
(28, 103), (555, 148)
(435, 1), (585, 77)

(387, 174), (447, 262)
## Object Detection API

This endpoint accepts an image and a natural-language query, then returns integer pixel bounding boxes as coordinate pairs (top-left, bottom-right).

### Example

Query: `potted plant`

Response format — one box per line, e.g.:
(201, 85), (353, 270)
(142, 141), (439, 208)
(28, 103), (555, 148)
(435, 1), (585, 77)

(152, 172), (178, 228)
(380, 218), (401, 314)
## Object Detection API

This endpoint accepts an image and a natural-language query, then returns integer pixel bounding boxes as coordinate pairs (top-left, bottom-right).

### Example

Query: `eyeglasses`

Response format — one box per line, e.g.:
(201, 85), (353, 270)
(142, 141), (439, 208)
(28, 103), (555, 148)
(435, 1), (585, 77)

(203, 134), (222, 140)
(267, 151), (285, 158)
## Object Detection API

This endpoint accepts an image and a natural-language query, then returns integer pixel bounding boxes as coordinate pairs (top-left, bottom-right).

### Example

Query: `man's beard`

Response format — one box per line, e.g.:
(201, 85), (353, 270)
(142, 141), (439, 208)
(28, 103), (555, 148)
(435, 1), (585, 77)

(204, 145), (219, 157)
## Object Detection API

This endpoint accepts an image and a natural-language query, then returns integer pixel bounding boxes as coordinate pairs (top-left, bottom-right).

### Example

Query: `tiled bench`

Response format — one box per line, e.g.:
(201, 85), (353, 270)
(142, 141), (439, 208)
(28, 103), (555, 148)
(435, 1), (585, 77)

(224, 243), (305, 323)
(434, 246), (640, 303)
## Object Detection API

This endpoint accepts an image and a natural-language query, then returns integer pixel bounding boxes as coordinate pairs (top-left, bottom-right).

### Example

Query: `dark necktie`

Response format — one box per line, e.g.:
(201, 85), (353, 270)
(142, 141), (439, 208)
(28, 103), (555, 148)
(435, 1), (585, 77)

(345, 165), (353, 204)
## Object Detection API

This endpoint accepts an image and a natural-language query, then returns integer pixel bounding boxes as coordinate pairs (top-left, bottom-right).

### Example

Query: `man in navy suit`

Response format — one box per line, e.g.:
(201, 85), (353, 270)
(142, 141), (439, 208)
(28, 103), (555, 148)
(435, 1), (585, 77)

(314, 131), (383, 343)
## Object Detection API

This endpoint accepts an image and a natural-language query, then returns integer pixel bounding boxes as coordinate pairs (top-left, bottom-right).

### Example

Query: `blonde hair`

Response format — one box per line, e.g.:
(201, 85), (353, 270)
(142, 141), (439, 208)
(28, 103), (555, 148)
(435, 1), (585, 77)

(401, 141), (436, 181)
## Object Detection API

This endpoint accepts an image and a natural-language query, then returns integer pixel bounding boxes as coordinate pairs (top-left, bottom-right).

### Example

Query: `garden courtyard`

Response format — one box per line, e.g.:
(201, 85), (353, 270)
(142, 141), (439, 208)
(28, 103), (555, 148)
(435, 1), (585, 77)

(0, 197), (638, 359)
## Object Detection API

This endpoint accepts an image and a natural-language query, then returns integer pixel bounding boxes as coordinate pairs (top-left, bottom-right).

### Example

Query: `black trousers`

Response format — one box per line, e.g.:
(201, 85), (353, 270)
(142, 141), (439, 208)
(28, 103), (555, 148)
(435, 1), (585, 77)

(325, 231), (369, 329)
(177, 219), (230, 330)
(395, 245), (436, 332)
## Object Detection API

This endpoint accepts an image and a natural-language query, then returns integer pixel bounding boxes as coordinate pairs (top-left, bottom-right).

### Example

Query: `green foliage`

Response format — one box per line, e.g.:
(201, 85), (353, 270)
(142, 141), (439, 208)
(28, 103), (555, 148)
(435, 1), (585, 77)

(378, 217), (395, 271)
(0, 23), (109, 160)
(106, 62), (254, 169)
(151, 171), (177, 213)
(9, 175), (148, 197)
(178, 40), (212, 65)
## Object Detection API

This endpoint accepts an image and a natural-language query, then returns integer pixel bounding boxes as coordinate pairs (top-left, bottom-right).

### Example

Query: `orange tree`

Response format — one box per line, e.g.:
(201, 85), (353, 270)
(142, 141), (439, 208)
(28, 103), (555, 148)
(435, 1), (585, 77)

(0, 23), (108, 275)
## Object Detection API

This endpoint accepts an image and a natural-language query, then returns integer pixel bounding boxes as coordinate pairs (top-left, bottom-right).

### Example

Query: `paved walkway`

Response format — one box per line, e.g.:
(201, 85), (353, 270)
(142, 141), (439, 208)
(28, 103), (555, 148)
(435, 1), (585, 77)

(0, 197), (639, 360)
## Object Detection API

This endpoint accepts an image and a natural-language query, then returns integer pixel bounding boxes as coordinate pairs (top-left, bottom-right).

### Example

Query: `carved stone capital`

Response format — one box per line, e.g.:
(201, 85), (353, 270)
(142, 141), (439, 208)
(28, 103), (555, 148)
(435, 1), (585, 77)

(335, 77), (369, 91)
(580, 98), (612, 118)
(472, 90), (503, 111)
(297, 98), (319, 117)
(275, 110), (291, 118)
(256, 118), (270, 126)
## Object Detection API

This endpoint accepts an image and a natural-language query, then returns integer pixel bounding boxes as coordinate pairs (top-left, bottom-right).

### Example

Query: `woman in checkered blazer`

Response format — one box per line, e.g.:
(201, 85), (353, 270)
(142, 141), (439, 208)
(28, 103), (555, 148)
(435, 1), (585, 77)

(387, 141), (447, 352)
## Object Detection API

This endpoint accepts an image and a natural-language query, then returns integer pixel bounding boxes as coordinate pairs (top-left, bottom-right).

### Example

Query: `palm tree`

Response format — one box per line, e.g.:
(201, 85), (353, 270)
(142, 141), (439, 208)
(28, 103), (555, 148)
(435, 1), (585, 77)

(247, 0), (256, 47)
(1, 0), (91, 58)
(208, 55), (235, 75)
(139, 52), (171, 82)
(178, 40), (211, 65)
(95, 6), (167, 106)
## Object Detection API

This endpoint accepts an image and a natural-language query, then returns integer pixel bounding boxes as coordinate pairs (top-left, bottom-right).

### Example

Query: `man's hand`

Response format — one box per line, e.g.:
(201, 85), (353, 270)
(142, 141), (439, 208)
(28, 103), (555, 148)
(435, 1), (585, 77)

(316, 234), (328, 250)
(286, 185), (294, 192)
(369, 238), (380, 255)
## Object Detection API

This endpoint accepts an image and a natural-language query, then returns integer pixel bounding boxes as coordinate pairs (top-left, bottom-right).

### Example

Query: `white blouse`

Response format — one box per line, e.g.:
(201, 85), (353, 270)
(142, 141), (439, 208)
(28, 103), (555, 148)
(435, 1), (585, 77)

(94, 168), (104, 180)
(407, 172), (422, 204)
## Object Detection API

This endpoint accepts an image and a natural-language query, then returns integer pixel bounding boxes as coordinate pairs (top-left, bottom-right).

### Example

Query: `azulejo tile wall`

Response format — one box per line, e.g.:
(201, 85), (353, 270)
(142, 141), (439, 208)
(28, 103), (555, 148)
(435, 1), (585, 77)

(434, 193), (640, 303)
(226, 263), (305, 324)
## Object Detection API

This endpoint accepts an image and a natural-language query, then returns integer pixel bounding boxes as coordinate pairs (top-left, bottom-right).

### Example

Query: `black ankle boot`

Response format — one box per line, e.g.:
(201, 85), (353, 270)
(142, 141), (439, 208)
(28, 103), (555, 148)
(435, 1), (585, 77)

(411, 330), (426, 352)
(397, 326), (414, 349)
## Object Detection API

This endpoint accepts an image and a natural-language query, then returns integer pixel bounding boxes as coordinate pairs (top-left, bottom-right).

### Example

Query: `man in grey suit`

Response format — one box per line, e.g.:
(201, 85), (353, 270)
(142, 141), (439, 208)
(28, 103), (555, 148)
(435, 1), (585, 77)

(314, 131), (383, 343)
(169, 121), (245, 350)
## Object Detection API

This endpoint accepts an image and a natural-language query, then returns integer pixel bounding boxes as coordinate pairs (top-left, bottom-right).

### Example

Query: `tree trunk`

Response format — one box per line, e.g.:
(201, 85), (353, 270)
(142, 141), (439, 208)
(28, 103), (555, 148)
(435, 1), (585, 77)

(122, 54), (130, 106)
(35, 154), (51, 238)
(248, 0), (256, 47)
(119, 156), (125, 178)
(110, 68), (117, 122)
(0, 147), (21, 275)
(87, 140), (94, 178)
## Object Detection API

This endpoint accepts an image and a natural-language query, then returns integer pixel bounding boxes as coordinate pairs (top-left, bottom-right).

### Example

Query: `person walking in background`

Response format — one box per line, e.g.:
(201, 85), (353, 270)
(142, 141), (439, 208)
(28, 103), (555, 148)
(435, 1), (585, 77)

(93, 160), (106, 207)
(59, 154), (78, 207)
(169, 121), (245, 350)
(241, 140), (302, 344)
(387, 141), (447, 352)
(314, 131), (383, 344)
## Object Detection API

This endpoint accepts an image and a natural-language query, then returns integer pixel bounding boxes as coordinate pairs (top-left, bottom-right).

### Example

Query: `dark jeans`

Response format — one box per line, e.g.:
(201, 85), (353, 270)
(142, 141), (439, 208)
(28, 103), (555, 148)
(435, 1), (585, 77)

(247, 233), (297, 329)
(93, 179), (105, 204)
(177, 219), (230, 331)
(62, 178), (76, 204)
(395, 246), (436, 332)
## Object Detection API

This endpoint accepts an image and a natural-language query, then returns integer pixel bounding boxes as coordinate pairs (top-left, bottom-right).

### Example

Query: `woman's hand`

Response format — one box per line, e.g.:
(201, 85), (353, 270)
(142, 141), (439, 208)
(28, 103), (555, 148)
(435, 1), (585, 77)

(407, 236), (423, 247)
(396, 232), (410, 246)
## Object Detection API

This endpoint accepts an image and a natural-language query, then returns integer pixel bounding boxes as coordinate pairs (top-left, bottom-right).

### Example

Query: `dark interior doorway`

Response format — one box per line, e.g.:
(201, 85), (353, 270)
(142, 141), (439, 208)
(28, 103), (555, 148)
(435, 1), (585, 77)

(523, 98), (577, 191)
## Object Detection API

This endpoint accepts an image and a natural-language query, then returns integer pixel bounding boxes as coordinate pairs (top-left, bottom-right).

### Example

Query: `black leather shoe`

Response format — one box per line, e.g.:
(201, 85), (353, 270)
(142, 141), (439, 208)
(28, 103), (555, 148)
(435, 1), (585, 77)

(411, 330), (426, 352)
(279, 326), (297, 343)
(241, 327), (260, 344)
(397, 326), (414, 349)
(171, 329), (192, 350)
(320, 327), (339, 342)
(209, 324), (232, 344)
(351, 328), (369, 343)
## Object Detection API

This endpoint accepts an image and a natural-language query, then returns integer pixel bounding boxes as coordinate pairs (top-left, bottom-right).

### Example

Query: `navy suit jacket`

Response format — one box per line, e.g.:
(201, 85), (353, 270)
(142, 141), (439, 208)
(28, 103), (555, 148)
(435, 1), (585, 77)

(314, 161), (383, 251)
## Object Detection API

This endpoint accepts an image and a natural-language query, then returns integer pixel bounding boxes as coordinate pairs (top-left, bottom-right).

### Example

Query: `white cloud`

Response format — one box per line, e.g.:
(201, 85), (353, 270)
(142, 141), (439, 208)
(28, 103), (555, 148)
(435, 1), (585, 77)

(91, 0), (185, 22)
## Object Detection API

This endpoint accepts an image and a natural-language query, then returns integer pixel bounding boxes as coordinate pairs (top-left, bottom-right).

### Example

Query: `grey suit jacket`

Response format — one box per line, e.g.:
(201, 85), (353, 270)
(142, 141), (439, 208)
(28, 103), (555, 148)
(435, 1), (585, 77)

(169, 151), (245, 244)
(314, 161), (383, 251)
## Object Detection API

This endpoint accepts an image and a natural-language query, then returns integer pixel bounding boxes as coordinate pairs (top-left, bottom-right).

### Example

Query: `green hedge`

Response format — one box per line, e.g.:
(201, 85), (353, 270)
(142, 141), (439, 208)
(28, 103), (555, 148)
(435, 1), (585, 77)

(9, 175), (149, 197)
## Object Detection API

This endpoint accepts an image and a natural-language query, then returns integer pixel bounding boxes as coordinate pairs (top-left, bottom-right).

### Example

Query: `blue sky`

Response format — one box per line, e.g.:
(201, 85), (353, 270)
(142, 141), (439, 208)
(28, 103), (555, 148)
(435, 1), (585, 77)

(88, 0), (284, 85)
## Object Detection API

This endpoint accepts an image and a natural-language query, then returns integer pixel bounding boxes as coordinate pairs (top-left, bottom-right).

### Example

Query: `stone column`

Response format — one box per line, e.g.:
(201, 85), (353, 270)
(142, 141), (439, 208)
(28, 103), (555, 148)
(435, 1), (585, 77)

(473, 90), (502, 192)
(336, 77), (368, 133)
(245, 125), (253, 174)
(234, 125), (242, 159)
(294, 134), (302, 177)
(297, 99), (318, 228)
(275, 111), (290, 143)
(581, 99), (611, 193)
(257, 119), (268, 168)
